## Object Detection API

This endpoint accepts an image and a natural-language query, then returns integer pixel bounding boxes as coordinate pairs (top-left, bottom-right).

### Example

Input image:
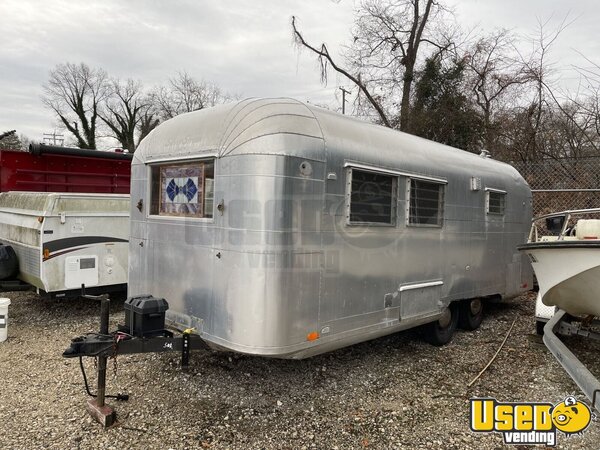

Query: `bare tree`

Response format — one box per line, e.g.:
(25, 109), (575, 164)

(542, 102), (597, 159)
(18, 133), (31, 151)
(565, 54), (600, 151)
(151, 72), (226, 121)
(491, 17), (584, 164)
(137, 72), (228, 144)
(137, 96), (161, 146)
(292, 0), (451, 130)
(42, 62), (109, 149)
(292, 15), (391, 127)
(581, 87), (600, 147)
(463, 30), (532, 149)
(100, 79), (150, 152)
(515, 16), (597, 159)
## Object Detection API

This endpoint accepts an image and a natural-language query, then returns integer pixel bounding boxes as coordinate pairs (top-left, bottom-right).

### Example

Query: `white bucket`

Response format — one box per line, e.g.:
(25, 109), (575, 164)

(0, 298), (10, 342)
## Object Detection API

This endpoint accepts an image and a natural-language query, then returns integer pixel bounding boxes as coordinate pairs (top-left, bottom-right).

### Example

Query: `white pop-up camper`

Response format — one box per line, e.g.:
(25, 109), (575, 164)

(0, 192), (129, 297)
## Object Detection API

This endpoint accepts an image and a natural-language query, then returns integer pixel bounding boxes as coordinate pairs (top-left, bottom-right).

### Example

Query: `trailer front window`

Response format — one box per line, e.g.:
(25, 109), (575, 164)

(149, 160), (214, 218)
(348, 169), (397, 225)
(408, 179), (444, 227)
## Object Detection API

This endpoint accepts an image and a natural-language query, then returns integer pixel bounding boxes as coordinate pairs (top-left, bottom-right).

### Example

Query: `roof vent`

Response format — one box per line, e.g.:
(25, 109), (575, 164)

(479, 149), (492, 158)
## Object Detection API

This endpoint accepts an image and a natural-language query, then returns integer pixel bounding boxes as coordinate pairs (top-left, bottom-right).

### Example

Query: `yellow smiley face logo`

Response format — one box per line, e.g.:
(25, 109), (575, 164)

(551, 396), (592, 434)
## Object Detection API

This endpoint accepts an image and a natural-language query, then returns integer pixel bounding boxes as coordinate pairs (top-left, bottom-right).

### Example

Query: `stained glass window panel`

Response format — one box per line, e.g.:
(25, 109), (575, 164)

(160, 164), (204, 217)
(150, 160), (214, 218)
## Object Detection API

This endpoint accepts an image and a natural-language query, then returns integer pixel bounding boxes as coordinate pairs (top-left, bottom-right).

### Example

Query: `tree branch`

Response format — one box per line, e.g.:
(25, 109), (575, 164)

(292, 16), (391, 127)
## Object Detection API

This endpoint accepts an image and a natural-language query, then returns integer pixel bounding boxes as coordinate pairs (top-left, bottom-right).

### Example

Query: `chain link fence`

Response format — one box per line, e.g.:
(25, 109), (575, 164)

(512, 157), (600, 218)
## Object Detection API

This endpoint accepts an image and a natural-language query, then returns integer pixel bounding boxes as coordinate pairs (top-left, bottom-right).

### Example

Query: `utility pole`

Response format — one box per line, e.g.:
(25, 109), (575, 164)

(43, 131), (64, 145)
(339, 87), (351, 114)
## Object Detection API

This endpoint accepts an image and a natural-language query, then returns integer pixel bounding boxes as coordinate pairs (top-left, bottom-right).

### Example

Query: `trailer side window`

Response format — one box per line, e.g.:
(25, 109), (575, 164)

(407, 179), (444, 227)
(149, 160), (214, 218)
(487, 190), (506, 215)
(348, 169), (397, 225)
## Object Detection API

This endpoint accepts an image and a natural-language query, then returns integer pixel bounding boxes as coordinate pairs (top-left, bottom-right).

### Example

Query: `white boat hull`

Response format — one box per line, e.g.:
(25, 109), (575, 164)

(521, 243), (600, 317)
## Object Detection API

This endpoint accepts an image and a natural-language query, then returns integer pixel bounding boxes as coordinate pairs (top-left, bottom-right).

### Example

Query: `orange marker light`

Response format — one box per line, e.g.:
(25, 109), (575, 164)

(37, 216), (44, 223)
(43, 248), (50, 260)
(307, 331), (320, 341)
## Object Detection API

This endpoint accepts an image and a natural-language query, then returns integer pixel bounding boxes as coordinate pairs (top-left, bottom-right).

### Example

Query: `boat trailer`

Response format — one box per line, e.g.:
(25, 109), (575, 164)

(62, 294), (205, 427)
(544, 309), (600, 412)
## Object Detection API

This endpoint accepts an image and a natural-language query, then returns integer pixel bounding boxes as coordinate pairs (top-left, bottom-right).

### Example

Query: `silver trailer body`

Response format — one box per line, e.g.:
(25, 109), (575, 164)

(129, 98), (532, 359)
(0, 192), (129, 295)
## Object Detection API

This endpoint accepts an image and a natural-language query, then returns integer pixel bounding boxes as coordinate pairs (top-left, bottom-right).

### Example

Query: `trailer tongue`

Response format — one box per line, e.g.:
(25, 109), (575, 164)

(62, 294), (205, 427)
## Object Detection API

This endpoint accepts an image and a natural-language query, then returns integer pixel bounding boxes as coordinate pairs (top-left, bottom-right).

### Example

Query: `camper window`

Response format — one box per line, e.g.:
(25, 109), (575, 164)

(486, 190), (506, 215)
(149, 160), (215, 218)
(348, 169), (397, 225)
(407, 179), (444, 227)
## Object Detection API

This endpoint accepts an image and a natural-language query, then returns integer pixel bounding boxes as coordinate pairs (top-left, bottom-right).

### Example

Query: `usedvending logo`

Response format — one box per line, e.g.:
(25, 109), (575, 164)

(470, 396), (592, 446)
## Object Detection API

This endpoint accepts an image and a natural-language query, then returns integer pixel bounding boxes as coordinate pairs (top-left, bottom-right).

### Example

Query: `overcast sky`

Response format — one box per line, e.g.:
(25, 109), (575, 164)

(1, 0), (599, 149)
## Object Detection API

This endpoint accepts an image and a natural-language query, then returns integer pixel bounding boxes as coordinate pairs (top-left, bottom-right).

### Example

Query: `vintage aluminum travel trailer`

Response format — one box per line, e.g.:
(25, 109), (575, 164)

(0, 192), (129, 296)
(128, 97), (533, 359)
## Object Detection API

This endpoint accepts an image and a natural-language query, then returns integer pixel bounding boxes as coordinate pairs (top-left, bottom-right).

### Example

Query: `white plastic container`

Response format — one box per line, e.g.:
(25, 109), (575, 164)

(0, 298), (10, 342)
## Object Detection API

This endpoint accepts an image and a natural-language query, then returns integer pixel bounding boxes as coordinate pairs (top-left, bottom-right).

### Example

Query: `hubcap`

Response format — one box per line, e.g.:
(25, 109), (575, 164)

(438, 308), (452, 328)
(470, 299), (482, 315)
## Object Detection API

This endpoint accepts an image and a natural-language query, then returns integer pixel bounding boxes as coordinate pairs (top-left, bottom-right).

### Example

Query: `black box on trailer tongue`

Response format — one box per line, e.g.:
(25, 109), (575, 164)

(123, 295), (169, 338)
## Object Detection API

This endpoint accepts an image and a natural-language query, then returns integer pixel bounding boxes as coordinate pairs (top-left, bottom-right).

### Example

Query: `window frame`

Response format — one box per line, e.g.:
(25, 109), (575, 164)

(486, 188), (507, 216)
(406, 177), (446, 228)
(147, 158), (216, 221)
(345, 167), (398, 227)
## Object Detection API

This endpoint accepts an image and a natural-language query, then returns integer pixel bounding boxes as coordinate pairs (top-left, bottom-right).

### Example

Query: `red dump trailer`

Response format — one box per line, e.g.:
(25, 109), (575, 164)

(0, 144), (132, 193)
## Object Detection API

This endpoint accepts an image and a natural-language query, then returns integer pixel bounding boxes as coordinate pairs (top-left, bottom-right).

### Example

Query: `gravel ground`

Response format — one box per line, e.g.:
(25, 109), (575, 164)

(0, 290), (598, 449)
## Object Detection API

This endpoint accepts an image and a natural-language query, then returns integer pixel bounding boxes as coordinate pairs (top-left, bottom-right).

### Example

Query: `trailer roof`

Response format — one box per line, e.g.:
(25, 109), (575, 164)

(135, 98), (324, 163)
(135, 97), (523, 184)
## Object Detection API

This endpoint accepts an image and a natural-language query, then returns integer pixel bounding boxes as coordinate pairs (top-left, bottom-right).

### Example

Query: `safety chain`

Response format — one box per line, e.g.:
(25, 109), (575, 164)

(111, 333), (128, 378)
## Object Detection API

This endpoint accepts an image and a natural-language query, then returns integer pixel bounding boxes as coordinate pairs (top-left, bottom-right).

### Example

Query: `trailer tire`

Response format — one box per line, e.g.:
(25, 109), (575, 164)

(424, 304), (458, 346)
(536, 320), (545, 335)
(458, 298), (484, 331)
(0, 244), (18, 280)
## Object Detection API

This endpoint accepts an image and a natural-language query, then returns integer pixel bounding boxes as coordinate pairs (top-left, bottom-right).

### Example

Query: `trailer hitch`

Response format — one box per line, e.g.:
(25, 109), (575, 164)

(63, 294), (203, 427)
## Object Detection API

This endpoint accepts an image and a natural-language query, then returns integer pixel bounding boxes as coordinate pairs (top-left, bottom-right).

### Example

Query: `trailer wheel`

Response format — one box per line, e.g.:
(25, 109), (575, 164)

(458, 298), (484, 331)
(424, 304), (458, 346)
(0, 244), (18, 280)
(536, 320), (545, 335)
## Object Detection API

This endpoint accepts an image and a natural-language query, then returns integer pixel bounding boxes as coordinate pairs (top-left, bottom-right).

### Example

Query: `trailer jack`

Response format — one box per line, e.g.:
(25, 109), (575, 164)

(62, 294), (203, 427)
